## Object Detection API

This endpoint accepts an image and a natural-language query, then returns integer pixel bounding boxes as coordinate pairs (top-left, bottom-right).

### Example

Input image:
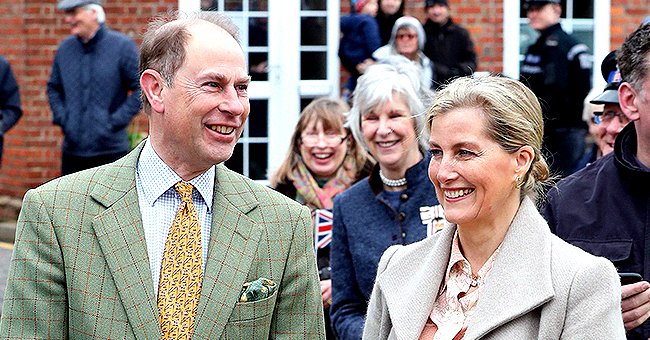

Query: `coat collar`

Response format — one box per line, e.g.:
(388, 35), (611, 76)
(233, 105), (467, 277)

(377, 197), (555, 339)
(90, 142), (263, 339)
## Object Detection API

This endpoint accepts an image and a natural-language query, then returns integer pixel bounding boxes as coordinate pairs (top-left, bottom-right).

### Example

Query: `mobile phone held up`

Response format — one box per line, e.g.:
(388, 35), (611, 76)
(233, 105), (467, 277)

(619, 272), (643, 285)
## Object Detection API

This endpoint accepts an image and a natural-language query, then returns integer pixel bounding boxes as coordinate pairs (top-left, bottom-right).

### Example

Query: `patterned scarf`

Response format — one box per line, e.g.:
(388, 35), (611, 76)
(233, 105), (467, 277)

(291, 157), (357, 210)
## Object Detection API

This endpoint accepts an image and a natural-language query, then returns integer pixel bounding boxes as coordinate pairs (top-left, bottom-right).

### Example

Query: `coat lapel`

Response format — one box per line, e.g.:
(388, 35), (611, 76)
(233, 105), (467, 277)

(465, 198), (555, 339)
(90, 143), (161, 339)
(378, 226), (456, 339)
(193, 165), (262, 339)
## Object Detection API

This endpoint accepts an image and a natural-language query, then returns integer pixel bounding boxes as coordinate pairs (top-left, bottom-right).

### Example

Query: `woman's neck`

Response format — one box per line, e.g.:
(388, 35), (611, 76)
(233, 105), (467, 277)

(456, 195), (520, 274)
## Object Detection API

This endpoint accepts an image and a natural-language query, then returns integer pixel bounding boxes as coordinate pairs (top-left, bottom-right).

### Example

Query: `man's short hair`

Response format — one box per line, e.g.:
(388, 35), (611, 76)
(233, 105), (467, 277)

(139, 11), (240, 113)
(617, 23), (650, 92)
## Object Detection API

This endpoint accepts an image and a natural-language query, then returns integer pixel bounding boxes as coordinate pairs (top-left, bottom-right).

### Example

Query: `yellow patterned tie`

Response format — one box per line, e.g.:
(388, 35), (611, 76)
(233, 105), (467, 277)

(158, 181), (203, 339)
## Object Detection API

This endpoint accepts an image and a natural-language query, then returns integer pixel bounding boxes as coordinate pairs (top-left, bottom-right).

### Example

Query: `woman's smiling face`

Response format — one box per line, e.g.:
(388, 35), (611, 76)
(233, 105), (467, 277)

(428, 107), (521, 228)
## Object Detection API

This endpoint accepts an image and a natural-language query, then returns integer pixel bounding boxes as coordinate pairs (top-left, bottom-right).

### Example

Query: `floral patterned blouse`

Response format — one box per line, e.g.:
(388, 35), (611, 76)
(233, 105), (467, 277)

(419, 231), (502, 340)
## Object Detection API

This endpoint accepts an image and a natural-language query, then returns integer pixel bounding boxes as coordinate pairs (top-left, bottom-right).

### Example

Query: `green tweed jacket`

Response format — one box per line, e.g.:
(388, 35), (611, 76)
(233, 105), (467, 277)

(0, 143), (325, 339)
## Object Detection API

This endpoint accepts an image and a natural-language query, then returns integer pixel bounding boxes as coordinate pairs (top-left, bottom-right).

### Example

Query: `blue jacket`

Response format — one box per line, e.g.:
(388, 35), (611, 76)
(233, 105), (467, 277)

(0, 56), (22, 165)
(339, 13), (381, 77)
(47, 25), (141, 157)
(330, 155), (441, 340)
(542, 123), (650, 339)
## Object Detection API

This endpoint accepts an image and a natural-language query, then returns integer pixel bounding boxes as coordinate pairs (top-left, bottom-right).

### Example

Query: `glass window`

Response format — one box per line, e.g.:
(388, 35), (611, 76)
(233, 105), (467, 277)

(301, 17), (327, 46)
(302, 0), (326, 11)
(301, 52), (327, 79)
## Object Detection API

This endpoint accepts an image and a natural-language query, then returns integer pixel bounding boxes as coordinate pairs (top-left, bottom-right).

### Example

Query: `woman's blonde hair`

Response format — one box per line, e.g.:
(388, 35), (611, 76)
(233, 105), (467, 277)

(426, 75), (551, 200)
(270, 97), (371, 187)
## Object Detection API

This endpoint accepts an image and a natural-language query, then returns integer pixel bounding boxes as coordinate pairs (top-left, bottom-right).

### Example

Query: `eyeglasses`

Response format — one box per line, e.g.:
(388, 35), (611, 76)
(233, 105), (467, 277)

(396, 33), (417, 40)
(300, 132), (348, 147)
(594, 110), (628, 125)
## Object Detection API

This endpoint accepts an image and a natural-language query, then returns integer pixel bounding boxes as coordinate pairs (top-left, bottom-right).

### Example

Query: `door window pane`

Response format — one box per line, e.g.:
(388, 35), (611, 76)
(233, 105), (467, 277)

(301, 17), (327, 46)
(249, 52), (268, 81)
(248, 99), (268, 138)
(225, 0), (243, 11)
(248, 143), (268, 180)
(249, 0), (268, 11)
(302, 0), (326, 10)
(249, 17), (268, 46)
(301, 52), (327, 79)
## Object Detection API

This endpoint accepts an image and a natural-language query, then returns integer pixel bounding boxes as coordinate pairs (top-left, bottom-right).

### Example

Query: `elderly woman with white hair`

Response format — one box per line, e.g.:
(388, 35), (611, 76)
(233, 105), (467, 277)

(330, 61), (445, 339)
(373, 15), (435, 90)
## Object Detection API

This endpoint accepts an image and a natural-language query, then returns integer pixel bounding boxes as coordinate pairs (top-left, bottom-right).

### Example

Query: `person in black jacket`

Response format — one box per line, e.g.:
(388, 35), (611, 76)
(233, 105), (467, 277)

(422, 0), (477, 89)
(0, 55), (22, 167)
(376, 0), (404, 45)
(520, 0), (592, 178)
(542, 22), (650, 339)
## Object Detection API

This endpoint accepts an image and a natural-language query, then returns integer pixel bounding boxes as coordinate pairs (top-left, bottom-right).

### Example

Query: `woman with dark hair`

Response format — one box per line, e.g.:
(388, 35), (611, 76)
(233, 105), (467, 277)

(376, 0), (404, 45)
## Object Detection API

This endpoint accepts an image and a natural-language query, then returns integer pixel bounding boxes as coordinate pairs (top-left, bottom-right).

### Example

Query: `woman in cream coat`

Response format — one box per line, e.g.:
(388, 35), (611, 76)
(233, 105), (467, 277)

(363, 76), (625, 339)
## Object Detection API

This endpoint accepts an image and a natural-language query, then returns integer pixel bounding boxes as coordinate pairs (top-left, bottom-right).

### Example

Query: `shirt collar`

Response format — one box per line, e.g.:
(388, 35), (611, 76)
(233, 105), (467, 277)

(137, 139), (215, 211)
(445, 230), (469, 281)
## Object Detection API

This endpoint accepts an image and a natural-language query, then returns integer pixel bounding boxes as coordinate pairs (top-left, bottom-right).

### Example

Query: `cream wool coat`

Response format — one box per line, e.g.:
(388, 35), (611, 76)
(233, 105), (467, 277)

(363, 197), (625, 340)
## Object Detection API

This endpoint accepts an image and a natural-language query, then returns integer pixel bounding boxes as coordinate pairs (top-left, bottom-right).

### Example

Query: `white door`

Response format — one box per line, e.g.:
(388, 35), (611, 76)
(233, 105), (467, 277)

(180, 0), (341, 183)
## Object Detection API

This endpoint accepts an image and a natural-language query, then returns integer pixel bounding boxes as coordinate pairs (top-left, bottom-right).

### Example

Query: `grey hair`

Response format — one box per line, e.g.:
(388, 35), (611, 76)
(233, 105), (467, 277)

(347, 60), (430, 152)
(83, 4), (105, 24)
(388, 16), (426, 51)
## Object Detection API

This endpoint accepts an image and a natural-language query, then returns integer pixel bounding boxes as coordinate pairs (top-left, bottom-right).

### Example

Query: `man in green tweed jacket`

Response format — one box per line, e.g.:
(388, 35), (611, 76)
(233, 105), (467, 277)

(0, 11), (325, 339)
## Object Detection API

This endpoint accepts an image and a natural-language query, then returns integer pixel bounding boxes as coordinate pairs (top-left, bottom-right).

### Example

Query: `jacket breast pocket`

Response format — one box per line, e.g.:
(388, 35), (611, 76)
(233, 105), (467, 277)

(568, 239), (633, 266)
(222, 290), (278, 338)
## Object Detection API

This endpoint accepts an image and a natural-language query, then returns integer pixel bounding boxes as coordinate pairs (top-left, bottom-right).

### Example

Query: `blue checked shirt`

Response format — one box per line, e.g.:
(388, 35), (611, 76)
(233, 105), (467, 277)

(136, 140), (214, 293)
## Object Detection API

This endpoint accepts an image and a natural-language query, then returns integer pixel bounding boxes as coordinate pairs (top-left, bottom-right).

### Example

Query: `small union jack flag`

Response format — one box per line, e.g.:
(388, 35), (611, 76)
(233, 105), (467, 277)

(314, 209), (333, 249)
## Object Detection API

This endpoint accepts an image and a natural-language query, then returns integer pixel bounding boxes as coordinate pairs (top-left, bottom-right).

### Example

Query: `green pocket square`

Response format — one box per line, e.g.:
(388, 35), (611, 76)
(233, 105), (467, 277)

(239, 277), (277, 303)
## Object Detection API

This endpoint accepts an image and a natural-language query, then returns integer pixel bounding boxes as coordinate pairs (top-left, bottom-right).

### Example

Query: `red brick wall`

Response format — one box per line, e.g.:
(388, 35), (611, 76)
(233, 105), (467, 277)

(611, 0), (649, 48)
(0, 0), (176, 219)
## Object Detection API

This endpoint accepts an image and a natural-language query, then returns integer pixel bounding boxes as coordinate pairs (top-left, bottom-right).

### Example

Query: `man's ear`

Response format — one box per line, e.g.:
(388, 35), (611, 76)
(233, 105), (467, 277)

(140, 69), (165, 114)
(514, 145), (535, 174)
(619, 82), (641, 122)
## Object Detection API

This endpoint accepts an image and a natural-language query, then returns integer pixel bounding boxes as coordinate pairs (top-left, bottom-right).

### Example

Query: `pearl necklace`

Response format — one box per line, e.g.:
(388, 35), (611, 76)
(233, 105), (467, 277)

(379, 170), (407, 187)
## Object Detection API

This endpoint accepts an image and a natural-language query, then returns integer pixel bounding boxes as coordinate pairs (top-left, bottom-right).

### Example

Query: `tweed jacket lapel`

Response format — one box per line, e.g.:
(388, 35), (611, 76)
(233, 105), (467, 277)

(464, 197), (555, 339)
(193, 164), (262, 339)
(378, 226), (455, 339)
(90, 143), (161, 338)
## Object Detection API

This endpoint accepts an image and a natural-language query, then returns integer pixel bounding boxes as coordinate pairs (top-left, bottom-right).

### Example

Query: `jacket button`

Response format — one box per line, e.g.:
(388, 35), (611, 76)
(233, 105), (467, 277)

(400, 193), (409, 201)
(398, 212), (406, 221)
(401, 232), (407, 239)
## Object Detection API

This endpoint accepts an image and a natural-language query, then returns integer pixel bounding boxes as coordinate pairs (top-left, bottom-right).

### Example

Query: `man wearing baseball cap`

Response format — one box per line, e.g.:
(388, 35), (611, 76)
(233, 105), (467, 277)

(590, 51), (630, 156)
(47, 0), (141, 175)
(520, 0), (592, 178)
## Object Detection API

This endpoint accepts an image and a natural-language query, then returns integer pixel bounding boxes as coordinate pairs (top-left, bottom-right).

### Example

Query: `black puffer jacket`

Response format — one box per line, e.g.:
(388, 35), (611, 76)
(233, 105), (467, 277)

(423, 18), (477, 89)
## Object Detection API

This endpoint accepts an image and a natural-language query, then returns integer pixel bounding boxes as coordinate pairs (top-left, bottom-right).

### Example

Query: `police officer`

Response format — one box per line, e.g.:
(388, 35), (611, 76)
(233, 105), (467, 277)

(520, 0), (592, 178)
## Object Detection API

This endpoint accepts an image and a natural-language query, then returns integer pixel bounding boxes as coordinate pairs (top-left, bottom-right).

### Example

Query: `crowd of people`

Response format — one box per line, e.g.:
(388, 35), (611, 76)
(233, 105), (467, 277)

(0, 0), (649, 339)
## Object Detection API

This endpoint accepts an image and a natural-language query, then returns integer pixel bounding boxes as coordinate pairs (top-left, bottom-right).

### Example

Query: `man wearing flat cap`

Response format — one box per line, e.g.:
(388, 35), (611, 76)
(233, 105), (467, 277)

(520, 0), (592, 178)
(422, 0), (477, 89)
(47, 0), (141, 175)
